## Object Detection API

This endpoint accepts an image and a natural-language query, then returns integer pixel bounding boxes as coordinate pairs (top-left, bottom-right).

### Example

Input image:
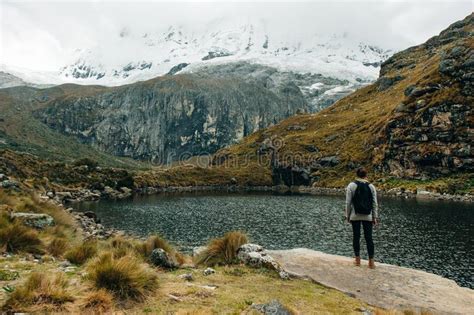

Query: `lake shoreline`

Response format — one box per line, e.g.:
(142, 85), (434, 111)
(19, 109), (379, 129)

(134, 184), (474, 203)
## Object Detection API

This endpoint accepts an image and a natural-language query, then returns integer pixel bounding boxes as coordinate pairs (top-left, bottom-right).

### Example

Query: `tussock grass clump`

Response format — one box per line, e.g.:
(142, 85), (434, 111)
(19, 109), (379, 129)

(87, 252), (158, 301)
(64, 240), (98, 265)
(0, 221), (43, 254)
(196, 231), (248, 266)
(3, 272), (74, 312)
(109, 236), (138, 258)
(80, 289), (114, 314)
(138, 234), (174, 257)
(47, 237), (69, 257)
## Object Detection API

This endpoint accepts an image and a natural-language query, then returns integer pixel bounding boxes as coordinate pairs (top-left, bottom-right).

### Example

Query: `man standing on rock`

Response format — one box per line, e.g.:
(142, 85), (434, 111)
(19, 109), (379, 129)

(345, 167), (379, 269)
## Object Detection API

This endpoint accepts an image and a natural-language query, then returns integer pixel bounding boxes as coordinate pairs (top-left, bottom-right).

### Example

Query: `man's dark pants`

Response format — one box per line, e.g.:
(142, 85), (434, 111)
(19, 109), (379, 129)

(351, 220), (374, 259)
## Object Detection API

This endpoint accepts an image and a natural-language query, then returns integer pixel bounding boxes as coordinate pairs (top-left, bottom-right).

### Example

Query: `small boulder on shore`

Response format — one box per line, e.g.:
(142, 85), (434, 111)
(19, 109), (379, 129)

(237, 244), (290, 280)
(149, 248), (178, 269)
(252, 300), (292, 315)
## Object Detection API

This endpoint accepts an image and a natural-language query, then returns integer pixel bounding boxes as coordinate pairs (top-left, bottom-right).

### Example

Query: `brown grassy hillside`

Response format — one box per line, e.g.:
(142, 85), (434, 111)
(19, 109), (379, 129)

(138, 13), (473, 193)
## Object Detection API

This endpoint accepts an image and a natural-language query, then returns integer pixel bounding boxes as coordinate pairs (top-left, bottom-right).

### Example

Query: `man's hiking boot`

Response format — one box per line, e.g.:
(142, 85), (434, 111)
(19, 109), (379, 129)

(368, 259), (376, 269)
(354, 256), (361, 266)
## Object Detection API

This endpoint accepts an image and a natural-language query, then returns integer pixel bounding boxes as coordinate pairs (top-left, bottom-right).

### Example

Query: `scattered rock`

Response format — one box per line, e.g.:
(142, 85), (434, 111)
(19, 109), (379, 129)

(10, 212), (54, 229)
(286, 124), (306, 131)
(272, 163), (311, 186)
(149, 248), (178, 269)
(102, 186), (132, 200)
(324, 134), (338, 143)
(84, 211), (100, 223)
(74, 211), (115, 239)
(167, 293), (183, 302)
(59, 260), (72, 268)
(376, 75), (404, 91)
(203, 267), (216, 276)
(1, 180), (19, 189)
(178, 273), (194, 281)
(319, 156), (340, 167)
(237, 244), (289, 279)
(304, 144), (319, 152)
(202, 49), (233, 61)
(167, 62), (190, 75)
(187, 283), (218, 290)
(252, 300), (292, 315)
(0, 174), (8, 181)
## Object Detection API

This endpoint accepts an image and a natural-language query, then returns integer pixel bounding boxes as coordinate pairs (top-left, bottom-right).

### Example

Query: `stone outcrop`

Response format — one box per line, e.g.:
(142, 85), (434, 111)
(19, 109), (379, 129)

(72, 210), (116, 239)
(149, 248), (179, 269)
(251, 300), (292, 315)
(375, 15), (473, 179)
(269, 248), (474, 314)
(10, 212), (54, 229)
(237, 244), (289, 279)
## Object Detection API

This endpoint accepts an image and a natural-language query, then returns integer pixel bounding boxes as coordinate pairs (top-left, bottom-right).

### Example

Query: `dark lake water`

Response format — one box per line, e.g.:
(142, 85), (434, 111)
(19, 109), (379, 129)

(74, 192), (474, 288)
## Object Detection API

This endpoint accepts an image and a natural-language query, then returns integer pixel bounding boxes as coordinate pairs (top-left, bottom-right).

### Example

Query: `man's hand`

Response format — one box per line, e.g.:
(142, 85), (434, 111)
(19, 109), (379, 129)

(345, 215), (350, 224)
(373, 218), (379, 226)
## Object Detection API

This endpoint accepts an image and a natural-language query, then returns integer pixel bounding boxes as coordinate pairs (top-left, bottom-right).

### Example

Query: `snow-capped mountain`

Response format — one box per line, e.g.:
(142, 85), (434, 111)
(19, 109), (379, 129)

(1, 19), (394, 112)
(54, 20), (392, 86)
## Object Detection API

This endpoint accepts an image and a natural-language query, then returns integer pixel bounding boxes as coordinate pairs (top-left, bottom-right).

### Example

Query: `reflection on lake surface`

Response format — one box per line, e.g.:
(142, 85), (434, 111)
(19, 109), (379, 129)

(74, 192), (474, 288)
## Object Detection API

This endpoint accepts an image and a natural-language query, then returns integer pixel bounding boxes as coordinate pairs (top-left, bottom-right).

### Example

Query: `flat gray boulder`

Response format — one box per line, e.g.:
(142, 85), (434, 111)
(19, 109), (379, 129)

(10, 212), (55, 229)
(269, 248), (474, 314)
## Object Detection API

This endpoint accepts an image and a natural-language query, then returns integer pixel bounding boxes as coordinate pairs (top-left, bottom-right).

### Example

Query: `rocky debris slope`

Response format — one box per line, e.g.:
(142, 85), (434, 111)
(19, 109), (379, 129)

(375, 14), (474, 179)
(269, 248), (474, 314)
(36, 74), (309, 163)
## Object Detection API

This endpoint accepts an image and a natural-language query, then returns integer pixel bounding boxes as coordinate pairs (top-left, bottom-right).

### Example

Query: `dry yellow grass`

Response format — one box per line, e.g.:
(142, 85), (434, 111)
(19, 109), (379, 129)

(80, 289), (114, 314)
(47, 237), (70, 257)
(196, 231), (248, 266)
(86, 252), (158, 301)
(0, 221), (44, 254)
(136, 234), (186, 266)
(3, 271), (74, 312)
(64, 240), (98, 265)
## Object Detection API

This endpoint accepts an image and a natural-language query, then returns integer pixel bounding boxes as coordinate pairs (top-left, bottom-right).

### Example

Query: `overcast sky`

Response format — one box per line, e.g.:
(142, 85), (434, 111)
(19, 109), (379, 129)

(1, 0), (472, 71)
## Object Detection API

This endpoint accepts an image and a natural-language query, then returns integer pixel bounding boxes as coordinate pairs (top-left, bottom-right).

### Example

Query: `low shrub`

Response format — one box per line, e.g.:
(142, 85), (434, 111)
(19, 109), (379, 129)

(196, 231), (248, 266)
(47, 237), (69, 257)
(64, 241), (97, 265)
(73, 157), (99, 169)
(87, 252), (158, 301)
(3, 272), (74, 312)
(80, 289), (114, 314)
(0, 222), (43, 254)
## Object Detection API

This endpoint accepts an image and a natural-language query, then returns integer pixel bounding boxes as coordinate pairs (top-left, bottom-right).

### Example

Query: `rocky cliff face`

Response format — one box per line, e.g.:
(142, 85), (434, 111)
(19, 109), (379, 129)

(185, 62), (365, 112)
(375, 14), (473, 179)
(37, 74), (309, 163)
(209, 13), (473, 189)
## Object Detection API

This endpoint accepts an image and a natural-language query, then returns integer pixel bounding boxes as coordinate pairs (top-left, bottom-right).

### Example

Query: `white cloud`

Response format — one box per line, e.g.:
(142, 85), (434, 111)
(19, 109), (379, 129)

(1, 0), (472, 71)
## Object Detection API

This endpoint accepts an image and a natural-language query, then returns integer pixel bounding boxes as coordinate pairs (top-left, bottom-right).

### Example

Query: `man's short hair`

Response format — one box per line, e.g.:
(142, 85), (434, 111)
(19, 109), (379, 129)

(356, 167), (368, 178)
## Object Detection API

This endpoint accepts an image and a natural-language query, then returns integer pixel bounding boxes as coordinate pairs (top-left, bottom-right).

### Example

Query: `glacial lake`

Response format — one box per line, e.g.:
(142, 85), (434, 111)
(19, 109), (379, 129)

(74, 192), (474, 288)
